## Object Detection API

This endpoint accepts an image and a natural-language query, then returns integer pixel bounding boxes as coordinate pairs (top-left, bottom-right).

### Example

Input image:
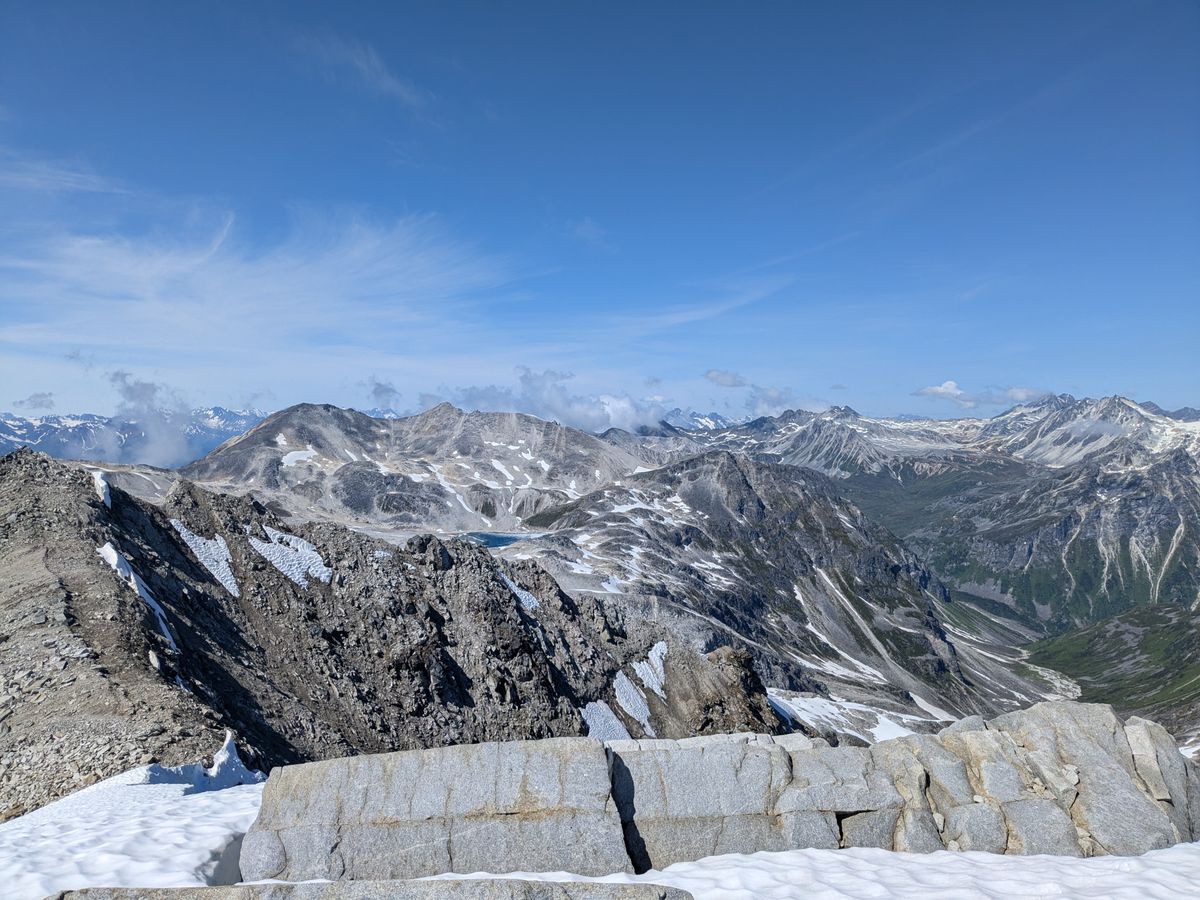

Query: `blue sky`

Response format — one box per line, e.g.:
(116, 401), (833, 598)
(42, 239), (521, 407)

(1, 1), (1197, 428)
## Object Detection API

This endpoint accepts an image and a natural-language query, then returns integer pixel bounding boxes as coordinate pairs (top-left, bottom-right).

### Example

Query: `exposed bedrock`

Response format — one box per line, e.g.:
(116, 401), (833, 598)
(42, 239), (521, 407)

(240, 701), (1200, 883)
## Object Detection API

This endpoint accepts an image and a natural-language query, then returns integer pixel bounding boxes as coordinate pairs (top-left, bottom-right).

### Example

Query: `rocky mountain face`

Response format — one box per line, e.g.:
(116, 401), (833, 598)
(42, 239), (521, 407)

(591, 394), (1200, 738)
(661, 408), (742, 431)
(0, 448), (776, 819)
(182, 403), (646, 533)
(512, 452), (1049, 728)
(908, 448), (1200, 628)
(173, 400), (1163, 728)
(0, 407), (263, 468)
(6, 390), (1199, 815)
(623, 395), (1200, 630)
(677, 406), (977, 479)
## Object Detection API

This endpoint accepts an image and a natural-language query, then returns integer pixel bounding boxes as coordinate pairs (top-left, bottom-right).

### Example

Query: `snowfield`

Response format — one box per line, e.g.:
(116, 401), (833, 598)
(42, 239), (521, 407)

(0, 733), (264, 900)
(171, 518), (241, 597)
(443, 843), (1200, 898)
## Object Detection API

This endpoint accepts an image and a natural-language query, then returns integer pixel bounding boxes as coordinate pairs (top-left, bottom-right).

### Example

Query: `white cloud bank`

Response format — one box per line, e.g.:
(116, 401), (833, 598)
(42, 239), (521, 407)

(420, 368), (672, 433)
(914, 380), (1050, 410)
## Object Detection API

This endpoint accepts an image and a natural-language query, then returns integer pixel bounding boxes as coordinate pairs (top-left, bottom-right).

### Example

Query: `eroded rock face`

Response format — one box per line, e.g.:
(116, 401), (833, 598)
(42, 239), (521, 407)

(241, 702), (1200, 882)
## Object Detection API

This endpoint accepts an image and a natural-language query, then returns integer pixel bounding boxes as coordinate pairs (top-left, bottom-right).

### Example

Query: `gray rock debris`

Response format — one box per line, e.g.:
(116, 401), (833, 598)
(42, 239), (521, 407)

(242, 702), (1200, 881)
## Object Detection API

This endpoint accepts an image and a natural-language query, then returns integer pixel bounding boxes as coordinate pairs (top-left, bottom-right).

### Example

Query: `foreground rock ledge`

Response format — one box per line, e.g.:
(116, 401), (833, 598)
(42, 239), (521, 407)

(237, 702), (1200, 883)
(56, 885), (689, 899)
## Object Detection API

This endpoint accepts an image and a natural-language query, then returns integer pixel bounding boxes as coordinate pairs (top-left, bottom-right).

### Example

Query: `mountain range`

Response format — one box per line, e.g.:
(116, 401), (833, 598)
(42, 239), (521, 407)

(2, 391), (1198, 816)
(0, 407), (264, 468)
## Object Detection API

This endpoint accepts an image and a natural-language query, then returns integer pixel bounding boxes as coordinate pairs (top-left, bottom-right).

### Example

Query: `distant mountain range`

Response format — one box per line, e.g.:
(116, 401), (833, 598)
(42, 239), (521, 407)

(0, 407), (264, 467)
(661, 394), (1200, 629)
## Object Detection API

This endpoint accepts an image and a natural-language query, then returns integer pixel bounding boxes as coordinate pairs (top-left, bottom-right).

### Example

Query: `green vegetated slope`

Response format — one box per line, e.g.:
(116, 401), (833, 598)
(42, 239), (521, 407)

(1028, 604), (1200, 734)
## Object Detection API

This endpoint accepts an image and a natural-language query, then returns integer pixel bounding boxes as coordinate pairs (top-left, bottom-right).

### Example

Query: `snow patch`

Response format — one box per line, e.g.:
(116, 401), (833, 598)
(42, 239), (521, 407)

(170, 520), (240, 597)
(500, 572), (541, 613)
(580, 700), (631, 741)
(248, 526), (331, 588)
(88, 469), (111, 508)
(767, 690), (922, 745)
(633, 641), (669, 700)
(614, 671), (655, 737)
(95, 543), (179, 654)
(280, 447), (317, 467)
(909, 692), (955, 721)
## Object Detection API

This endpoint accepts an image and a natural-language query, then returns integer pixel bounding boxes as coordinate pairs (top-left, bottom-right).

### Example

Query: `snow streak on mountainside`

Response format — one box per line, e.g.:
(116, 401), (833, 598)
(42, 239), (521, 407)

(662, 408), (744, 431)
(513, 451), (1047, 724)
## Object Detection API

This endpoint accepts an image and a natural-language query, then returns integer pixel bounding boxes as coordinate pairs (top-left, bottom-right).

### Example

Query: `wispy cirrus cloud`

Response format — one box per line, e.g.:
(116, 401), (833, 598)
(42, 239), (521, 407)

(0, 209), (514, 388)
(294, 35), (429, 108)
(616, 274), (793, 337)
(0, 147), (126, 194)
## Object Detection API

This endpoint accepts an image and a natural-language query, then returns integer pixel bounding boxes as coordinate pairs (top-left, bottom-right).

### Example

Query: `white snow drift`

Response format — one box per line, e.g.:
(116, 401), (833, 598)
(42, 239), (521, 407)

(442, 842), (1200, 899)
(96, 542), (179, 653)
(0, 733), (264, 900)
